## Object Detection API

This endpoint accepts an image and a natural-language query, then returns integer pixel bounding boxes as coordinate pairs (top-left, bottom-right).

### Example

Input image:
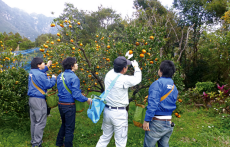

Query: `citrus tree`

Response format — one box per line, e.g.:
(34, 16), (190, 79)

(0, 38), (29, 118)
(40, 16), (184, 104)
(0, 68), (29, 118)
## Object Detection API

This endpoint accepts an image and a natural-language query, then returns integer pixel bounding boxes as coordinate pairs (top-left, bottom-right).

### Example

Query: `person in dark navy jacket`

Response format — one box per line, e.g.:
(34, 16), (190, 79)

(56, 57), (92, 147)
(143, 60), (178, 147)
(27, 57), (56, 147)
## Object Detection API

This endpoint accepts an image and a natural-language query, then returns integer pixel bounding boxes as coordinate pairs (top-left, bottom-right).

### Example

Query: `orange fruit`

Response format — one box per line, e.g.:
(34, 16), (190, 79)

(177, 115), (181, 118)
(95, 72), (99, 75)
(107, 45), (110, 49)
(96, 35), (99, 37)
(95, 82), (97, 85)
(39, 48), (44, 52)
(88, 75), (92, 78)
(57, 39), (61, 42)
(51, 41), (54, 44)
(129, 50), (133, 54)
(57, 33), (60, 36)
(147, 53), (150, 56)
(77, 22), (81, 25)
(70, 39), (74, 42)
(69, 25), (72, 28)
(175, 113), (179, 117)
(135, 42), (140, 46)
(65, 20), (67, 23)
(46, 41), (49, 43)
(150, 36), (154, 40)
(178, 99), (182, 102)
(72, 47), (75, 50)
(142, 49), (146, 54)
(80, 43), (83, 46)
(140, 54), (144, 58)
(95, 40), (97, 43)
(88, 88), (90, 91)
(96, 66), (99, 68)
(150, 61), (153, 64)
(155, 58), (158, 61)
(145, 42), (148, 45)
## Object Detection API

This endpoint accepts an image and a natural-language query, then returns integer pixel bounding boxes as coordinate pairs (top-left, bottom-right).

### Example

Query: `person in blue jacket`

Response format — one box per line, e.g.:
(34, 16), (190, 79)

(56, 57), (92, 147)
(143, 60), (178, 147)
(27, 57), (57, 147)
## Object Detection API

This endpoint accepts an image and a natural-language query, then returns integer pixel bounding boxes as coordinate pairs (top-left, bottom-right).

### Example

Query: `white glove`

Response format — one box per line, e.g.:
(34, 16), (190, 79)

(131, 60), (139, 68)
(52, 75), (56, 79)
(47, 60), (52, 67)
(125, 51), (133, 59)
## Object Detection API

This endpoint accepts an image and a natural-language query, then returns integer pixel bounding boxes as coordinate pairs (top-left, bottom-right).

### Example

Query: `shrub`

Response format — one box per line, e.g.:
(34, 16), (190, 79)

(195, 81), (216, 93)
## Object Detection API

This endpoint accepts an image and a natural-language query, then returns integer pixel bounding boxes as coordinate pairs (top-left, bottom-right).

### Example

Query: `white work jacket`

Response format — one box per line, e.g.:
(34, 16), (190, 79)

(104, 67), (142, 107)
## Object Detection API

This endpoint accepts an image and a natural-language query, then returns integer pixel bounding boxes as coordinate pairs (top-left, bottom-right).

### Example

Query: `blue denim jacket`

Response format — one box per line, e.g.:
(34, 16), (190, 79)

(27, 66), (56, 99)
(57, 69), (88, 103)
(144, 77), (178, 122)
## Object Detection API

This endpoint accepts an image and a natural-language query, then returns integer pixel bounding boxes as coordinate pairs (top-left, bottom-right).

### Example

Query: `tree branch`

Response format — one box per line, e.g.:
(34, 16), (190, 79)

(177, 23), (195, 62)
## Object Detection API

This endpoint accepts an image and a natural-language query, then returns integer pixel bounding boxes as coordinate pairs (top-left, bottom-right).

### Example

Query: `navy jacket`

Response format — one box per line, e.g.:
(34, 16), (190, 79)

(57, 70), (88, 103)
(27, 66), (56, 99)
(144, 77), (178, 122)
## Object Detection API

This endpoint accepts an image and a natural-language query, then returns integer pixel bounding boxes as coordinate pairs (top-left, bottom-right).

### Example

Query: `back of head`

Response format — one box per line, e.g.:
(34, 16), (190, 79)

(113, 56), (131, 73)
(160, 60), (176, 78)
(62, 57), (77, 70)
(31, 57), (43, 69)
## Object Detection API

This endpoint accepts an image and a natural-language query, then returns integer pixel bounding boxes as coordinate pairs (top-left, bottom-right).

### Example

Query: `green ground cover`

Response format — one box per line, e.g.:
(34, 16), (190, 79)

(0, 92), (229, 147)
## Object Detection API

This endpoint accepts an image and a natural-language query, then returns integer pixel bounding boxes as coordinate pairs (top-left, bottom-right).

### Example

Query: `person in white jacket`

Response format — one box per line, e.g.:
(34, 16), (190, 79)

(96, 56), (142, 147)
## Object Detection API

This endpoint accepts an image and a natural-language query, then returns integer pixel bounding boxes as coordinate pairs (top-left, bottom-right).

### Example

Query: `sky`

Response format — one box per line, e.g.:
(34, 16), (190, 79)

(2, 0), (174, 18)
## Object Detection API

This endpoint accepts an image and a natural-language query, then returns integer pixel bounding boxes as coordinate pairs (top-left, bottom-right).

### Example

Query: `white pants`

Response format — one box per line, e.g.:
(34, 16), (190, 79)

(96, 107), (128, 147)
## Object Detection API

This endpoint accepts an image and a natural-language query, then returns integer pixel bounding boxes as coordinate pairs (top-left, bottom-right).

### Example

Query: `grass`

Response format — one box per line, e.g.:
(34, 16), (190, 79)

(0, 93), (229, 147)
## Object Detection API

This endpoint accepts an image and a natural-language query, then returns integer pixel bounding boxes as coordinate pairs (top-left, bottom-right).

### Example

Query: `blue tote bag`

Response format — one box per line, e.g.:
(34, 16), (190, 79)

(87, 75), (120, 123)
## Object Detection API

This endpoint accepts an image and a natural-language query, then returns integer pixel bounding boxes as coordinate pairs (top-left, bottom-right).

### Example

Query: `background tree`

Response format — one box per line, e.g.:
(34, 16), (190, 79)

(35, 33), (57, 47)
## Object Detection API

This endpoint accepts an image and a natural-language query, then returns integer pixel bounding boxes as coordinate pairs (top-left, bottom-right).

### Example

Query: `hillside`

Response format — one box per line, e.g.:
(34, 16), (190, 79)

(0, 0), (57, 41)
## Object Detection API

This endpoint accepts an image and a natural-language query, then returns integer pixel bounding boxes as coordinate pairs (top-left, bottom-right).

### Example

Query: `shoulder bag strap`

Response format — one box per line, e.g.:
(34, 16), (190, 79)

(100, 75), (120, 101)
(160, 85), (174, 102)
(31, 76), (46, 95)
(62, 73), (72, 94)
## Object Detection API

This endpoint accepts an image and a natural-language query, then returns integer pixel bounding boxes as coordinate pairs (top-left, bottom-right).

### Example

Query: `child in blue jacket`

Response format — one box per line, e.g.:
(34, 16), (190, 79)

(143, 60), (178, 147)
(56, 57), (91, 147)
(27, 57), (56, 147)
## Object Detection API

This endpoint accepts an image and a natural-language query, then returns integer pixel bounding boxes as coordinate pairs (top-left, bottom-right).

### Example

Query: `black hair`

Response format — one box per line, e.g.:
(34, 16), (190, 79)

(62, 57), (77, 70)
(160, 60), (176, 78)
(114, 65), (126, 73)
(31, 57), (43, 69)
